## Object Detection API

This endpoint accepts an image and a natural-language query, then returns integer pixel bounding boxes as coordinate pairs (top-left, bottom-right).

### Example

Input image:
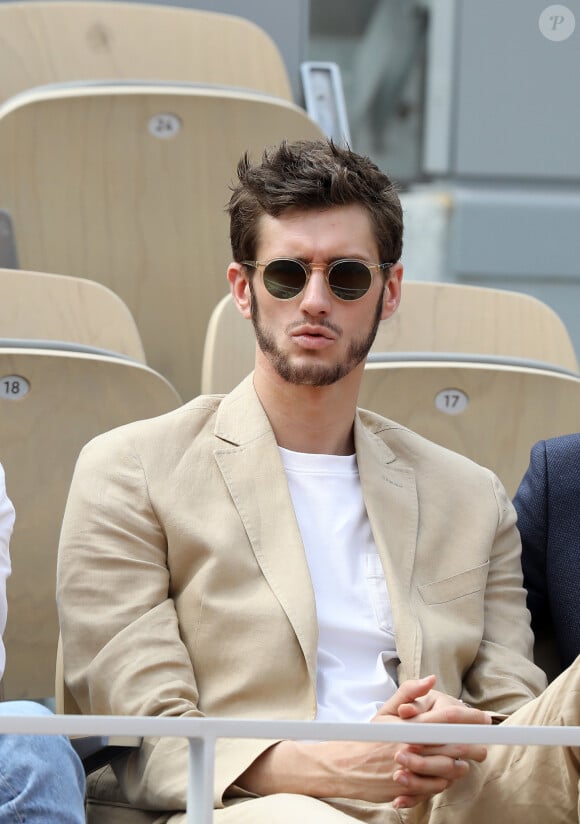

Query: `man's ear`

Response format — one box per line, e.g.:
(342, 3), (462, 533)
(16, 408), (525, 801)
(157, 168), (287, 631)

(381, 262), (403, 321)
(227, 262), (252, 319)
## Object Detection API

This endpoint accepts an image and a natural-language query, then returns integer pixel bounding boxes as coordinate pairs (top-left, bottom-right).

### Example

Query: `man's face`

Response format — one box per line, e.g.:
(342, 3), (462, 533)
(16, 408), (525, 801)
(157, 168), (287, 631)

(238, 204), (401, 388)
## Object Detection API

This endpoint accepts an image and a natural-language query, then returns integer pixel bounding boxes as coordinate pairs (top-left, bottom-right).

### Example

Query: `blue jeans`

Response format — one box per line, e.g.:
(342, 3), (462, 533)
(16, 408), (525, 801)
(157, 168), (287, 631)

(0, 701), (85, 823)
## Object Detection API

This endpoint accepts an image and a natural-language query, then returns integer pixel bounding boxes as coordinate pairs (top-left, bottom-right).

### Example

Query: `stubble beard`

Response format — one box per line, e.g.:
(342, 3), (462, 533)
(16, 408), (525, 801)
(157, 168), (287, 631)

(248, 279), (384, 387)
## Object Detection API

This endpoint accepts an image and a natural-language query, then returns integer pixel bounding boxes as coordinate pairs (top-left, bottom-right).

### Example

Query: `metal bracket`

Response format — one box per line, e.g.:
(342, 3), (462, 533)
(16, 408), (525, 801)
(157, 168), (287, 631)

(300, 61), (351, 146)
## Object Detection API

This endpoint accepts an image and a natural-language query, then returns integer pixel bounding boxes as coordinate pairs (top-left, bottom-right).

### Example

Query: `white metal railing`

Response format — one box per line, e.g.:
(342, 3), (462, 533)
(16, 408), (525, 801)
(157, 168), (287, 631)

(0, 714), (579, 824)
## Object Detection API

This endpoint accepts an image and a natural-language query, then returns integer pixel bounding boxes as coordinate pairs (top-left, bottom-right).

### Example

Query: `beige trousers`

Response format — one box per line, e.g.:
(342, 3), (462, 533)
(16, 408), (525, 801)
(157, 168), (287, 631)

(88, 657), (580, 824)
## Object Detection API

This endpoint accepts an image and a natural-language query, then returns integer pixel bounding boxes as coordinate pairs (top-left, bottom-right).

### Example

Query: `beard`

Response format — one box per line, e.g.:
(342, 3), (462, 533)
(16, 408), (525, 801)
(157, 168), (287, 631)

(248, 279), (384, 387)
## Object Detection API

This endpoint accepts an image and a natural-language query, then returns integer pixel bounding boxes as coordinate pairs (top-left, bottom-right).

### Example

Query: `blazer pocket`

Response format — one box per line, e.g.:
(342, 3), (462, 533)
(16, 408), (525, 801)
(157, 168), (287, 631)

(418, 561), (489, 605)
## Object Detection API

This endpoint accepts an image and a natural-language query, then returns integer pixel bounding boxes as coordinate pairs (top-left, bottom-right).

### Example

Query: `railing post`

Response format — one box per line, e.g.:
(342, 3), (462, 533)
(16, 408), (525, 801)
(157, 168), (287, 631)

(187, 734), (215, 824)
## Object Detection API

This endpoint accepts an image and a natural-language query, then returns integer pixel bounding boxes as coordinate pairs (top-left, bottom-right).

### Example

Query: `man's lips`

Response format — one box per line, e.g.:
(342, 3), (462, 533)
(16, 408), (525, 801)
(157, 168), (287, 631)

(290, 325), (338, 349)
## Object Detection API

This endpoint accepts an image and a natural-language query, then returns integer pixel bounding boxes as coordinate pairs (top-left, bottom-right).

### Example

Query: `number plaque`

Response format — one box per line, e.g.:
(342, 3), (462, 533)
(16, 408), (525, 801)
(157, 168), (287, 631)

(148, 113), (182, 139)
(0, 375), (30, 399)
(434, 388), (469, 415)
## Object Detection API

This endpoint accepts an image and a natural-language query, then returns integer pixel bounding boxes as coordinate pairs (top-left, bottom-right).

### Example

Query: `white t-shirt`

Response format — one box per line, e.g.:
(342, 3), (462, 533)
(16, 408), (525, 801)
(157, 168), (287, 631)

(280, 447), (399, 722)
(0, 464), (13, 680)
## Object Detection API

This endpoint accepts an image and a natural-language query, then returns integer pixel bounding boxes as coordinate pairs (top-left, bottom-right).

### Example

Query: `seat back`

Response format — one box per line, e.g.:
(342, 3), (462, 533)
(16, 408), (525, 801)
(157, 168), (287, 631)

(55, 634), (81, 715)
(359, 360), (580, 496)
(201, 294), (255, 395)
(200, 285), (579, 396)
(0, 83), (324, 400)
(372, 281), (579, 370)
(0, 0), (292, 104)
(201, 300), (580, 495)
(0, 268), (145, 361)
(0, 348), (181, 699)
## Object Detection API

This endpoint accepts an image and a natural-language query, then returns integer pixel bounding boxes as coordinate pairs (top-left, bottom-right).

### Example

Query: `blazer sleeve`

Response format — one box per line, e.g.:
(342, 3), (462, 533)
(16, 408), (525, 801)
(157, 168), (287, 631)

(57, 432), (277, 812)
(512, 441), (550, 633)
(458, 472), (547, 711)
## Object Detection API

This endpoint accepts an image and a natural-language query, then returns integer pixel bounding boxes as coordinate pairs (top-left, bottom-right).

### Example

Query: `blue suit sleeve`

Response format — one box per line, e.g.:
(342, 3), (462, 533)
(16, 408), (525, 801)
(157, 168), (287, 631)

(512, 441), (550, 633)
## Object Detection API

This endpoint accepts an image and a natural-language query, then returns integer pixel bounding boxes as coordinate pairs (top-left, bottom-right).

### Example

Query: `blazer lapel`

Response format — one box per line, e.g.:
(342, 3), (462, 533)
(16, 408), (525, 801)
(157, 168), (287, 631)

(213, 377), (318, 682)
(355, 414), (422, 681)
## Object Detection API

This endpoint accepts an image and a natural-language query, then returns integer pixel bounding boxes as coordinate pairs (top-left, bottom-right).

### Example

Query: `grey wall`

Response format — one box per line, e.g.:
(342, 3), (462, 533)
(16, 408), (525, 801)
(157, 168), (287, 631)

(422, 0), (580, 360)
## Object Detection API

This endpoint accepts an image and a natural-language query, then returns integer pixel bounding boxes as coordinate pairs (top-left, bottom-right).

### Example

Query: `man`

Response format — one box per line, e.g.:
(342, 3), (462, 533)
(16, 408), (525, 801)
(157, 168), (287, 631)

(57, 140), (579, 823)
(514, 435), (580, 673)
(0, 463), (86, 822)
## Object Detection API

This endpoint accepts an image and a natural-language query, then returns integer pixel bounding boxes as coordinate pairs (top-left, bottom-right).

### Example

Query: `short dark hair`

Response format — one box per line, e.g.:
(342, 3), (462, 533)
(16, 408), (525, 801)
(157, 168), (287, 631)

(227, 139), (403, 265)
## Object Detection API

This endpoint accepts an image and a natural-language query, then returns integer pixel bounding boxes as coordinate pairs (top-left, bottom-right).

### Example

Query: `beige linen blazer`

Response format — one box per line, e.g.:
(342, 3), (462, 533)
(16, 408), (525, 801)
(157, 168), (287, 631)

(57, 375), (546, 814)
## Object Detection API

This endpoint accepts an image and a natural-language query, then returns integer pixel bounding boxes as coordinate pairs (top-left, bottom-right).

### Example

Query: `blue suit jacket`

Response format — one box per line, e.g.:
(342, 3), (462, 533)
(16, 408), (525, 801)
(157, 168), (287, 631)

(513, 434), (580, 670)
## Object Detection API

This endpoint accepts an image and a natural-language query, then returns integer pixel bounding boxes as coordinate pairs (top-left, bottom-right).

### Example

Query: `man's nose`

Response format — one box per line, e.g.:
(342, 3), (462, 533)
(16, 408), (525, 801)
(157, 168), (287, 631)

(298, 267), (332, 315)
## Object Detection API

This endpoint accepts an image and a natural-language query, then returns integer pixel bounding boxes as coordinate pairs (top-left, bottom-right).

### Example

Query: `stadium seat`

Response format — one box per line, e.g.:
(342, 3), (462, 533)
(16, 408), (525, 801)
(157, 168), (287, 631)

(0, 0), (292, 104)
(201, 294), (256, 396)
(0, 268), (145, 361)
(200, 283), (579, 396)
(0, 82), (325, 400)
(0, 347), (181, 699)
(372, 280), (578, 371)
(359, 359), (580, 497)
(201, 288), (580, 496)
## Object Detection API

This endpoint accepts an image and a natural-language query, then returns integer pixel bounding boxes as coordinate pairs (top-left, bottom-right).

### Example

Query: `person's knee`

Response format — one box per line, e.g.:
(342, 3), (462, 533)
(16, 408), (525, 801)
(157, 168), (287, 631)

(0, 701), (85, 793)
(0, 700), (53, 717)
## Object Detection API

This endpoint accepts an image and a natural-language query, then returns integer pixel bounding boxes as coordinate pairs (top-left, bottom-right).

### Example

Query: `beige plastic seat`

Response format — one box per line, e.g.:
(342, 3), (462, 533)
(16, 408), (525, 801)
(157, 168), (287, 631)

(0, 0), (292, 104)
(200, 290), (580, 496)
(0, 82), (324, 400)
(372, 281), (579, 371)
(0, 268), (145, 361)
(201, 294), (256, 395)
(0, 347), (181, 699)
(359, 360), (580, 497)
(200, 284), (579, 396)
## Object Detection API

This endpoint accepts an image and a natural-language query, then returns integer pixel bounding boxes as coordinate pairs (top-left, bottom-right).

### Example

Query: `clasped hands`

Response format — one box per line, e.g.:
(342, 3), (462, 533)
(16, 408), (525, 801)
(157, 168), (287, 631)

(374, 674), (490, 809)
(237, 674), (490, 809)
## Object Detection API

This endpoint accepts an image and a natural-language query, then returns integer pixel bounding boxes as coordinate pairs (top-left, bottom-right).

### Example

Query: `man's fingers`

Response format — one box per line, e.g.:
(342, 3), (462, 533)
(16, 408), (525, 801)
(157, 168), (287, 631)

(400, 743), (488, 764)
(392, 792), (431, 810)
(402, 704), (493, 726)
(392, 675), (437, 705)
(376, 675), (437, 717)
(442, 705), (493, 725)
(397, 695), (436, 719)
(395, 751), (470, 781)
(393, 767), (452, 795)
(389, 743), (483, 809)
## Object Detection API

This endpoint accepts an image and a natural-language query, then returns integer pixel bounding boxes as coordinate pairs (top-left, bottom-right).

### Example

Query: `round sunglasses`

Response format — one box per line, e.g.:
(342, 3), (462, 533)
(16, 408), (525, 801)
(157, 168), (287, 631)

(241, 258), (393, 301)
